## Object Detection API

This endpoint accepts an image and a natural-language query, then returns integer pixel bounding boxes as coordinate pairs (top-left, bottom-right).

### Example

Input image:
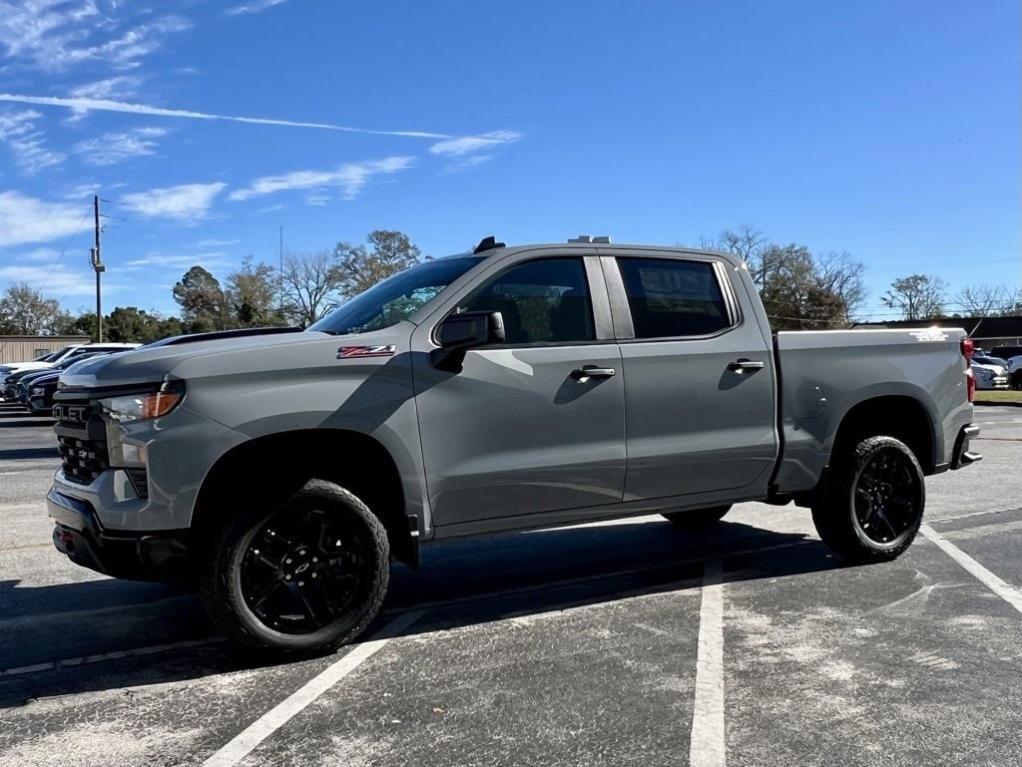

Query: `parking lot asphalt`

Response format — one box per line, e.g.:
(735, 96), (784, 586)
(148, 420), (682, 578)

(1, 402), (1020, 766)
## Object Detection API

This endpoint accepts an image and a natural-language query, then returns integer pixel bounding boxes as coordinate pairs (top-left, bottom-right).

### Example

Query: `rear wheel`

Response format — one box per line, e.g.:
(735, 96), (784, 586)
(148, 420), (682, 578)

(661, 505), (732, 528)
(200, 479), (389, 656)
(812, 436), (924, 562)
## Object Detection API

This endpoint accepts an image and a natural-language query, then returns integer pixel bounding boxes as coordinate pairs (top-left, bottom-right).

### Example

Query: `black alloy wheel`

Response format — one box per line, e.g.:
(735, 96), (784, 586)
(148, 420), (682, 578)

(851, 446), (923, 545)
(240, 505), (372, 635)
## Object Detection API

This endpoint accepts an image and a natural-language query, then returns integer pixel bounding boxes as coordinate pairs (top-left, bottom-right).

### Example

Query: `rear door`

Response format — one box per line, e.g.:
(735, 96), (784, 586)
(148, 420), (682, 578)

(411, 252), (626, 528)
(602, 251), (778, 500)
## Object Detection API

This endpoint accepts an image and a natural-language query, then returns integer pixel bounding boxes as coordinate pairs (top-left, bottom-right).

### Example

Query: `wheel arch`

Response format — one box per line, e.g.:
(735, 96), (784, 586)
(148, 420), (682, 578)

(829, 394), (938, 474)
(191, 428), (419, 568)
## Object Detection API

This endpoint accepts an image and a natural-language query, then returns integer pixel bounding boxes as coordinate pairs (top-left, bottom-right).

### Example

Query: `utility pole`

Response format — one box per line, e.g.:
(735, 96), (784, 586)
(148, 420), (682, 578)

(90, 195), (106, 342)
(279, 224), (284, 319)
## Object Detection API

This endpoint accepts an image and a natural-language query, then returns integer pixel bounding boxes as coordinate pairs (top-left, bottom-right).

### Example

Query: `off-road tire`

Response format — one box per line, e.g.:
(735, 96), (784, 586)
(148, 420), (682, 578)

(661, 505), (732, 528)
(199, 479), (390, 656)
(812, 436), (925, 563)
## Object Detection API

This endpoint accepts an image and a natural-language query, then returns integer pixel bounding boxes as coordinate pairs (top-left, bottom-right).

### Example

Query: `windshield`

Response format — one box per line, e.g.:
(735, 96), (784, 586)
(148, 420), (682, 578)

(36, 347), (71, 362)
(308, 256), (483, 336)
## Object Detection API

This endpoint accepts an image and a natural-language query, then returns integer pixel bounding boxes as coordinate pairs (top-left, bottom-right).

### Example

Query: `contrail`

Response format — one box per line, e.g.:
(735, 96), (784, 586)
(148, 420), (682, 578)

(0, 93), (453, 139)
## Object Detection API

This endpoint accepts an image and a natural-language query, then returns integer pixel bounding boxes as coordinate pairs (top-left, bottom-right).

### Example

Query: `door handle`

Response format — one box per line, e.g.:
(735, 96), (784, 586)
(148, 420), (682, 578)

(570, 366), (616, 382)
(727, 358), (765, 374)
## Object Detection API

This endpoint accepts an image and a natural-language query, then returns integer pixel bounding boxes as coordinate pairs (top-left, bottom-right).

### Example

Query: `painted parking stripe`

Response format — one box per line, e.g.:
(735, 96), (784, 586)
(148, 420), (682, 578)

(689, 559), (726, 767)
(202, 609), (425, 767)
(920, 524), (1022, 615)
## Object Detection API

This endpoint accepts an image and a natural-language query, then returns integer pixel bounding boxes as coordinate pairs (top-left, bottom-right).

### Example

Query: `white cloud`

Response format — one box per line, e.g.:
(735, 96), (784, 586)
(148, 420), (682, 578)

(125, 252), (227, 268)
(443, 154), (493, 174)
(0, 261), (105, 298)
(74, 126), (168, 166)
(429, 129), (521, 157)
(0, 108), (64, 173)
(0, 93), (453, 138)
(70, 76), (143, 101)
(121, 182), (227, 221)
(226, 0), (289, 15)
(14, 247), (61, 262)
(229, 156), (414, 202)
(196, 238), (240, 247)
(0, 3), (189, 73)
(0, 191), (87, 248)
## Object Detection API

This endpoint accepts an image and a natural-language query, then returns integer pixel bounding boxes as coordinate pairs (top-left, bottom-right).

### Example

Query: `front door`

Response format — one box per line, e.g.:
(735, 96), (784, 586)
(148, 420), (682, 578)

(411, 255), (626, 528)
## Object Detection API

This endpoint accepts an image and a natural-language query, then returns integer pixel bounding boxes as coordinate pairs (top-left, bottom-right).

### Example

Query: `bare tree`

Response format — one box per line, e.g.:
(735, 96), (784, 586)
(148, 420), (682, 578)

(954, 284), (1013, 317)
(817, 251), (867, 322)
(882, 274), (947, 320)
(280, 251), (343, 326)
(702, 225), (767, 283)
(0, 283), (69, 335)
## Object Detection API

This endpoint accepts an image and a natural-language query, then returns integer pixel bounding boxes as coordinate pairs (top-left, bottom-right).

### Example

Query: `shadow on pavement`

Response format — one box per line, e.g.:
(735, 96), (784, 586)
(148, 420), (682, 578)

(0, 516), (851, 707)
(0, 447), (59, 460)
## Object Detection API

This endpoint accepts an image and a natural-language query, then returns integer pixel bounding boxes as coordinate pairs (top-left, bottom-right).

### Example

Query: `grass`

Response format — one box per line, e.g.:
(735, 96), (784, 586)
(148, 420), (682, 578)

(974, 390), (1022, 405)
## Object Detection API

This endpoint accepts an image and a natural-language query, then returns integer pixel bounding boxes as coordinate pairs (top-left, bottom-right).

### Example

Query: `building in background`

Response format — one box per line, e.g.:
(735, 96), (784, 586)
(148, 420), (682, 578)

(0, 336), (91, 365)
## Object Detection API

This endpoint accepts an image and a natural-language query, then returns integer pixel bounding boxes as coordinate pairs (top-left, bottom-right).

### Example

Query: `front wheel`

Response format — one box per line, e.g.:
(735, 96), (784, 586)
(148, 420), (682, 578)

(200, 479), (390, 656)
(661, 505), (732, 528)
(812, 436), (925, 562)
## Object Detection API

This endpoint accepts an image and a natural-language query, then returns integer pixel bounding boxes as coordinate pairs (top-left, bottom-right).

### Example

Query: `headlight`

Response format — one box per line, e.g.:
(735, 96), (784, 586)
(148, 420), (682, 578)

(97, 380), (185, 423)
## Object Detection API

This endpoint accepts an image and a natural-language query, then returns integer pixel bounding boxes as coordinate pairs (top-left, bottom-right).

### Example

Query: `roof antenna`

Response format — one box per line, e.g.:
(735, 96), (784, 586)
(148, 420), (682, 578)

(473, 235), (505, 254)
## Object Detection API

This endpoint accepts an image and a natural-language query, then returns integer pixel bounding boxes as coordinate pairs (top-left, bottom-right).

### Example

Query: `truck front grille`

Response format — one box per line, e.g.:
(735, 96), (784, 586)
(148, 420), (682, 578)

(57, 434), (109, 485)
(53, 400), (109, 486)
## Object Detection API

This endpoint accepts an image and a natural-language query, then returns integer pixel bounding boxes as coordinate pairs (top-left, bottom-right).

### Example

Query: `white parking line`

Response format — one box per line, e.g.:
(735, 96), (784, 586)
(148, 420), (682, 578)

(201, 609), (425, 767)
(689, 559), (726, 767)
(920, 524), (1022, 615)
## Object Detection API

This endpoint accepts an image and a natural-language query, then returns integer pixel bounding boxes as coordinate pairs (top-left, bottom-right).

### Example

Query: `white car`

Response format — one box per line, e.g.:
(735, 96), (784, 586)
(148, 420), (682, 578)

(971, 360), (1009, 390)
(0, 343), (139, 385)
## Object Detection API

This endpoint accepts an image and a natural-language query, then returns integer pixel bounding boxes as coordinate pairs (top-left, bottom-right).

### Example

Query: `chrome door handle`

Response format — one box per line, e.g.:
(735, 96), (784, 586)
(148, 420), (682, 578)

(570, 366), (616, 382)
(727, 358), (765, 373)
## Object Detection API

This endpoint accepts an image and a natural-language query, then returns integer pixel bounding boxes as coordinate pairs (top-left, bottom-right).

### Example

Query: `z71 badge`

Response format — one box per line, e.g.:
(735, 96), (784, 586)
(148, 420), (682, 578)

(336, 345), (396, 359)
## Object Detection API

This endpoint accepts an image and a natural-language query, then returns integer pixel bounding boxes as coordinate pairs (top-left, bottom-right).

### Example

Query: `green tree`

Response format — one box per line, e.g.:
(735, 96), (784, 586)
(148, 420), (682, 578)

(333, 229), (421, 298)
(0, 283), (71, 335)
(172, 266), (231, 332)
(882, 274), (947, 320)
(226, 256), (283, 327)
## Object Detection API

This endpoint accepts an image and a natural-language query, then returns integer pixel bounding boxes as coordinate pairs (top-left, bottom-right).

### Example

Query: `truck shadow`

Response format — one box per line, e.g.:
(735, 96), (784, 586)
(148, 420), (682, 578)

(0, 517), (854, 707)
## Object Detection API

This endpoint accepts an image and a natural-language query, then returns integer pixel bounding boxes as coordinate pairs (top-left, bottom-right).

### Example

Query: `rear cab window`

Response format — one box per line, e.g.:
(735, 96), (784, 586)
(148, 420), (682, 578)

(617, 257), (733, 339)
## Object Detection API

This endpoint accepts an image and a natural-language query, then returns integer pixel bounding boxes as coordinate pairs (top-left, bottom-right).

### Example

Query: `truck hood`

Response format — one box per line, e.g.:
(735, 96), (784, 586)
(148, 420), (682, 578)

(58, 330), (337, 390)
(57, 327), (412, 391)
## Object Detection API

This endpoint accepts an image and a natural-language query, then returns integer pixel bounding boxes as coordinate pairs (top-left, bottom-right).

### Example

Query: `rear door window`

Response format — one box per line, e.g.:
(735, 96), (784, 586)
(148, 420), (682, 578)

(617, 258), (732, 339)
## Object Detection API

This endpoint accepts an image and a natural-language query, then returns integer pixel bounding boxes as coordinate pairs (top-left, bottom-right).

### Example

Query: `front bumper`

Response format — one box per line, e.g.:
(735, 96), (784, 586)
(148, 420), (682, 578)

(950, 424), (982, 469)
(48, 487), (189, 581)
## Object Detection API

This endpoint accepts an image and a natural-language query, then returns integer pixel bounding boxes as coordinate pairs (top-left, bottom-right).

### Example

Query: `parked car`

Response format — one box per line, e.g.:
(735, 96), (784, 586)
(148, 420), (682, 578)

(971, 360), (1009, 390)
(973, 354), (1009, 370)
(46, 238), (980, 656)
(0, 343), (140, 388)
(3, 351), (114, 402)
(1004, 355), (1022, 390)
(26, 371), (61, 415)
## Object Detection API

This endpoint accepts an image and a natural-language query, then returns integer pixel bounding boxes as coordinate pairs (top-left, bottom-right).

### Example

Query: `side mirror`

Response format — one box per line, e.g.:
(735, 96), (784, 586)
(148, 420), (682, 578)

(433, 311), (505, 372)
(438, 311), (505, 349)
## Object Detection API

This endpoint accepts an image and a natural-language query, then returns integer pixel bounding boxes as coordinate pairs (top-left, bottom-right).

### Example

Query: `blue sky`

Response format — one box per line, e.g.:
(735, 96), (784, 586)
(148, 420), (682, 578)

(0, 0), (1018, 320)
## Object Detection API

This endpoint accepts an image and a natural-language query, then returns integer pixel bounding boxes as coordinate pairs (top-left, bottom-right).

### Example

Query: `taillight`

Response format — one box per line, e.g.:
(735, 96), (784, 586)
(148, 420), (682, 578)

(962, 338), (975, 402)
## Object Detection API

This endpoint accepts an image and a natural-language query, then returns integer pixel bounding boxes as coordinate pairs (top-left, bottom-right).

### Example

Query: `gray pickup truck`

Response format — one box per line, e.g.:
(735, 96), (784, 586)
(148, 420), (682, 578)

(47, 237), (981, 655)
